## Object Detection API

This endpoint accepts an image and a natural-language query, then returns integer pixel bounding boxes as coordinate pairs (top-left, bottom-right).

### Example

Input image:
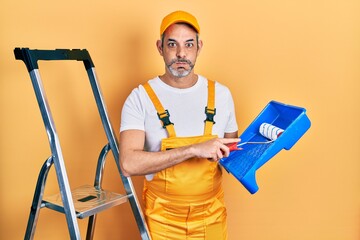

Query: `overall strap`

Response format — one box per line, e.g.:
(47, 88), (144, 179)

(204, 79), (216, 135)
(143, 79), (216, 138)
(143, 83), (176, 137)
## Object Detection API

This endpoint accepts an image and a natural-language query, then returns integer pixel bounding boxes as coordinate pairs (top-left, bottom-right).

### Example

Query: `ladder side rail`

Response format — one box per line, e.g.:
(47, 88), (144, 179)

(25, 156), (54, 240)
(15, 48), (86, 239)
(28, 69), (81, 239)
(85, 67), (151, 240)
(86, 143), (111, 240)
(93, 143), (111, 188)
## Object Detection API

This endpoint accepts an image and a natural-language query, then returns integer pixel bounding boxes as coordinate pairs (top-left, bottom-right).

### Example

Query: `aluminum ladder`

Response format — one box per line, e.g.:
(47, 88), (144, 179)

(14, 48), (151, 240)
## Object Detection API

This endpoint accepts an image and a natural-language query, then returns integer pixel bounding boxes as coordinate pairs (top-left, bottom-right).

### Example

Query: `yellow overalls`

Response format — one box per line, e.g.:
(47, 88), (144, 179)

(143, 80), (228, 240)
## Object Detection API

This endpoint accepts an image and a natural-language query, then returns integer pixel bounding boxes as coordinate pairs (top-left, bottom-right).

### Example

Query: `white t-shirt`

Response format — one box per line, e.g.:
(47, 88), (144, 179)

(120, 75), (238, 152)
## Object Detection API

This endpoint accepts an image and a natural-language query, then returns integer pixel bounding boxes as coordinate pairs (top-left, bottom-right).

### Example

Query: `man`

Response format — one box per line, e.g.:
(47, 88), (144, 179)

(119, 10), (239, 240)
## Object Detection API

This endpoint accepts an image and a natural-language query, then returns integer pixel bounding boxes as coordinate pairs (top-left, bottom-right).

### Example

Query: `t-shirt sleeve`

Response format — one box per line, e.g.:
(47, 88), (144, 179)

(120, 87), (146, 132)
(225, 89), (239, 134)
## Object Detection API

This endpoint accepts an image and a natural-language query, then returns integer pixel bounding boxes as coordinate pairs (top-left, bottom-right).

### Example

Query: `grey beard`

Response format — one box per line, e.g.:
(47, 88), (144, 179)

(168, 66), (192, 77)
(166, 59), (194, 78)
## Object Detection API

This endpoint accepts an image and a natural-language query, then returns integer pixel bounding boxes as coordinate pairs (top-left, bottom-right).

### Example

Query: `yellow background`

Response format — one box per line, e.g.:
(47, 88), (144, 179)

(1, 0), (359, 239)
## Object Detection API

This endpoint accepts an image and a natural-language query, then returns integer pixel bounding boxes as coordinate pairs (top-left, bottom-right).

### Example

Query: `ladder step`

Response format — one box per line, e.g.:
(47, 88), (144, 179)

(42, 185), (128, 219)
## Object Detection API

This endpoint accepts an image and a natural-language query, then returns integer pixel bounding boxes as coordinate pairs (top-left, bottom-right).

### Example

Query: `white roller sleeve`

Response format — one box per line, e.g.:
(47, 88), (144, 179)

(259, 123), (284, 140)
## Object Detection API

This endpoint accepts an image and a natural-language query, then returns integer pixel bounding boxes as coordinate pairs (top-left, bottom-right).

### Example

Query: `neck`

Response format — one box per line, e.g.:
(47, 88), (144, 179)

(159, 72), (198, 89)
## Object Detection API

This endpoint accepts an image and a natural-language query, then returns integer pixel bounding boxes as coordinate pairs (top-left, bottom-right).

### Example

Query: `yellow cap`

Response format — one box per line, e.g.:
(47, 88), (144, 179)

(160, 10), (200, 36)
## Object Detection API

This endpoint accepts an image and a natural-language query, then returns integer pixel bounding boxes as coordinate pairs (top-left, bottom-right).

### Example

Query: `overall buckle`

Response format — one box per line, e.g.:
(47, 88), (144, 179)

(157, 110), (174, 128)
(204, 107), (216, 124)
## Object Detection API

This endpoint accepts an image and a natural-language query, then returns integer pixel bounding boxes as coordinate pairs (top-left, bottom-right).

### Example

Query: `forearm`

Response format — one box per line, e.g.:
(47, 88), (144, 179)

(120, 145), (196, 177)
(119, 129), (240, 177)
(224, 131), (238, 139)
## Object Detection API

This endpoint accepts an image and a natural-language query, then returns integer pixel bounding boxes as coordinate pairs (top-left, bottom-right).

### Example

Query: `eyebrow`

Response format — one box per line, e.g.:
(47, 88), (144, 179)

(167, 38), (195, 42)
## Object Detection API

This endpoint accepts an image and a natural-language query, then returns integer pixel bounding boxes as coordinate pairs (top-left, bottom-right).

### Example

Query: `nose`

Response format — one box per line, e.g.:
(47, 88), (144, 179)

(176, 45), (186, 59)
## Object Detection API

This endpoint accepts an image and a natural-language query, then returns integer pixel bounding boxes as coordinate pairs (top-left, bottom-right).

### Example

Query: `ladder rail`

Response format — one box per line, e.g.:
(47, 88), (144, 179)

(25, 156), (54, 240)
(28, 68), (81, 239)
(86, 67), (150, 239)
(86, 143), (110, 240)
(94, 144), (111, 189)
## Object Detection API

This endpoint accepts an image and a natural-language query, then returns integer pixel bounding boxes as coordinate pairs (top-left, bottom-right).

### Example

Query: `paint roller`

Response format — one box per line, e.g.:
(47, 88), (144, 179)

(227, 123), (284, 151)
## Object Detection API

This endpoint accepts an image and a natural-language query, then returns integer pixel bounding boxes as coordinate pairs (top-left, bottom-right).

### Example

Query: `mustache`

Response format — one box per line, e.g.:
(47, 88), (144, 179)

(168, 58), (193, 65)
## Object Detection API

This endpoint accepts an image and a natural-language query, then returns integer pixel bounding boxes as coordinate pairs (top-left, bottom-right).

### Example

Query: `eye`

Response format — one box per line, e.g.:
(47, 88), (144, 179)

(167, 42), (177, 48)
(185, 42), (194, 48)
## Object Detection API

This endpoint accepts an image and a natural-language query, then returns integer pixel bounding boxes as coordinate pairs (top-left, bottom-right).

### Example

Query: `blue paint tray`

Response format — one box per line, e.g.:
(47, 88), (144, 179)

(219, 101), (311, 194)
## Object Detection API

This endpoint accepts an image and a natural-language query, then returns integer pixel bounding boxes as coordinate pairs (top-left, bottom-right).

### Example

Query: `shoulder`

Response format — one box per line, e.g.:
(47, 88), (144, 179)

(200, 75), (232, 95)
(127, 77), (160, 99)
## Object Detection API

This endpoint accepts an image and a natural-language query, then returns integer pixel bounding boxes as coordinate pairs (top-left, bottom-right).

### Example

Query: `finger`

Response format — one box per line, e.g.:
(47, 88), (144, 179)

(219, 144), (229, 158)
(220, 138), (241, 144)
(208, 155), (218, 162)
(218, 147), (225, 159)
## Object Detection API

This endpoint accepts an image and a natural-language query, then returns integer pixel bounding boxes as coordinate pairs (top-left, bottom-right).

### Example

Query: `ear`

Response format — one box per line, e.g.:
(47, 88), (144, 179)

(156, 40), (163, 56)
(197, 39), (203, 55)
